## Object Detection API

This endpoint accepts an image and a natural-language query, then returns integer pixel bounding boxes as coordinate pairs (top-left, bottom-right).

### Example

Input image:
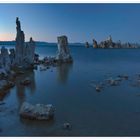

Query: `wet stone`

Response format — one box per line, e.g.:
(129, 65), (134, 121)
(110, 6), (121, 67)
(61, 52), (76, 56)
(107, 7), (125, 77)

(20, 78), (31, 86)
(63, 122), (72, 130)
(0, 102), (5, 105)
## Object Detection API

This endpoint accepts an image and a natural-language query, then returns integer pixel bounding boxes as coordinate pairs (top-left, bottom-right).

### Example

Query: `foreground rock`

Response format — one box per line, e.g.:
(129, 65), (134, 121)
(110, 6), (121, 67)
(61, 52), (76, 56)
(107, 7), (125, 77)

(19, 102), (55, 120)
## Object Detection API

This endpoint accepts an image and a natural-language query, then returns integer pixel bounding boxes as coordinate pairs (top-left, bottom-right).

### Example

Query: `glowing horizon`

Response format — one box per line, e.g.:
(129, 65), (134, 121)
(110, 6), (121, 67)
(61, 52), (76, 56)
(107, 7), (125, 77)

(1, 4), (140, 43)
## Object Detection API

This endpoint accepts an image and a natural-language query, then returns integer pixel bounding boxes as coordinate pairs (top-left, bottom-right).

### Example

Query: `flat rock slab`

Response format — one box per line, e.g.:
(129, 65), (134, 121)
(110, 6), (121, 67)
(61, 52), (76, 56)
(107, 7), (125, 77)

(19, 102), (55, 121)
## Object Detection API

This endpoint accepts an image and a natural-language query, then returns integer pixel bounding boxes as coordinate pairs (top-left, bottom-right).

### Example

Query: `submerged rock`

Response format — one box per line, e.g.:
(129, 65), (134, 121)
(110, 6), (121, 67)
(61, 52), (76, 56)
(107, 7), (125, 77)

(19, 102), (55, 120)
(63, 122), (72, 130)
(108, 79), (119, 86)
(20, 78), (31, 85)
(0, 101), (5, 105)
(90, 83), (103, 92)
(95, 85), (102, 92)
(117, 74), (129, 80)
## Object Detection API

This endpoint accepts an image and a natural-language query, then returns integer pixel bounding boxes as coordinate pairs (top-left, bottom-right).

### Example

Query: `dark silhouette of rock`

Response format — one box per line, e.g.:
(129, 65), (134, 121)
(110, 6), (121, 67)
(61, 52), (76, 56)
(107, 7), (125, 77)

(85, 42), (89, 48)
(93, 39), (98, 48)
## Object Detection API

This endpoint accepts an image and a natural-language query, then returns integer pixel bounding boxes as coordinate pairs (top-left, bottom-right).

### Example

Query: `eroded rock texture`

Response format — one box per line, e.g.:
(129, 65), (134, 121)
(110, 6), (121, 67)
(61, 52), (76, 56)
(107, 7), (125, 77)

(56, 35), (72, 62)
(15, 17), (35, 68)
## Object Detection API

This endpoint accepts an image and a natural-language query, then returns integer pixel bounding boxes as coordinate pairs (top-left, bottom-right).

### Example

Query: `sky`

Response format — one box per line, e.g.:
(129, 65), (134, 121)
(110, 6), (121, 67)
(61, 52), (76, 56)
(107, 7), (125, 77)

(0, 3), (140, 43)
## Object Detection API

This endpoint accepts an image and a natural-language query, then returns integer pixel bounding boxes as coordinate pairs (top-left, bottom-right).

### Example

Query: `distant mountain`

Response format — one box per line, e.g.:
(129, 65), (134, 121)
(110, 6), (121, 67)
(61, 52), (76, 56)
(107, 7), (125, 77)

(0, 41), (16, 46)
(0, 41), (84, 46)
(0, 41), (50, 46)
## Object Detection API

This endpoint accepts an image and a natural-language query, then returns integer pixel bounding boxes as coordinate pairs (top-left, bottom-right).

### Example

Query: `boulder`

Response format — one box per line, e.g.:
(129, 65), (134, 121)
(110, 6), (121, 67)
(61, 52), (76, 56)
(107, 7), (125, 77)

(19, 102), (55, 120)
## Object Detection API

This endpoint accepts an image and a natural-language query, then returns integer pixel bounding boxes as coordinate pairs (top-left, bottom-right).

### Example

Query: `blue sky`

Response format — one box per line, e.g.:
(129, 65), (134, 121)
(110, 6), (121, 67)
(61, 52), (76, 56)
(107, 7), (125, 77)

(0, 4), (140, 43)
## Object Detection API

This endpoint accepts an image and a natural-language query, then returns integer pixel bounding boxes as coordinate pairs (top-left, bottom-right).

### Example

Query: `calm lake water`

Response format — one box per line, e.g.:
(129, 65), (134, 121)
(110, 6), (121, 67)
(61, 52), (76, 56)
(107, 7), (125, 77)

(1, 45), (140, 136)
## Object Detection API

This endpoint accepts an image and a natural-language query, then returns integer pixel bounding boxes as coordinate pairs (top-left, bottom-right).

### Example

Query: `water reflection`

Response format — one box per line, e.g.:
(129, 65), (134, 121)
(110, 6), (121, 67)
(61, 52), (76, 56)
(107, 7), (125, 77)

(16, 70), (36, 106)
(56, 63), (73, 84)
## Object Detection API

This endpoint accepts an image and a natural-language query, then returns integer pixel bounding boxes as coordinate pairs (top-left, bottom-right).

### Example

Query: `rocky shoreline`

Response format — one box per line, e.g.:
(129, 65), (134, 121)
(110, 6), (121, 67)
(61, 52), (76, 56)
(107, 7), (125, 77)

(0, 18), (73, 121)
(85, 35), (138, 48)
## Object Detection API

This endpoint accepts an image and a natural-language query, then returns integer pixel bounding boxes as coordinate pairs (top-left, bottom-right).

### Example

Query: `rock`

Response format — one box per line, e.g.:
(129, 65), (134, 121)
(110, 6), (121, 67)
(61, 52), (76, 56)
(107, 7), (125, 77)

(0, 80), (15, 91)
(93, 35), (138, 48)
(0, 68), (8, 78)
(43, 56), (55, 65)
(5, 81), (15, 89)
(15, 17), (25, 65)
(0, 101), (5, 105)
(95, 85), (102, 92)
(15, 17), (35, 68)
(63, 122), (72, 130)
(40, 66), (47, 71)
(85, 42), (90, 48)
(90, 83), (103, 92)
(9, 48), (15, 64)
(56, 35), (73, 63)
(117, 75), (129, 80)
(0, 46), (11, 72)
(34, 53), (39, 63)
(93, 39), (98, 48)
(20, 78), (31, 85)
(108, 79), (119, 86)
(115, 77), (122, 82)
(19, 102), (55, 120)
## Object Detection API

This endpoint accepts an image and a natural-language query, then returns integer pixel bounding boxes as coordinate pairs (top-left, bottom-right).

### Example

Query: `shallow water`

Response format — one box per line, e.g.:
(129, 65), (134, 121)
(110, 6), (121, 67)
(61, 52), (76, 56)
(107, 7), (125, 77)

(1, 45), (140, 136)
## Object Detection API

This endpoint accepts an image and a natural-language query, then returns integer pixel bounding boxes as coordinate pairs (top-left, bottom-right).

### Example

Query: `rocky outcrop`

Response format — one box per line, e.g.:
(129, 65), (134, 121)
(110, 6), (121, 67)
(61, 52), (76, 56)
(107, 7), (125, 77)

(56, 35), (73, 63)
(15, 17), (25, 65)
(93, 39), (98, 48)
(9, 49), (15, 64)
(0, 80), (15, 91)
(94, 35), (138, 48)
(15, 17), (35, 68)
(0, 46), (11, 71)
(19, 102), (55, 120)
(85, 42), (89, 48)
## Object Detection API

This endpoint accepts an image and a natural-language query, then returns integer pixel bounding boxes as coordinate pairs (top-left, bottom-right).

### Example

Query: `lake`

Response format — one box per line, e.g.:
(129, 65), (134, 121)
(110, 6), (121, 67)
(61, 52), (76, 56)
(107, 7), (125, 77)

(1, 44), (140, 136)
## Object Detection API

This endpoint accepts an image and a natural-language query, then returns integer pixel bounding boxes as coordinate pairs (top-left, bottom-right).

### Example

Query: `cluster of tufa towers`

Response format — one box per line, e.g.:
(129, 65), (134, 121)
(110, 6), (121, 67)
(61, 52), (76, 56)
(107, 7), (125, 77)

(0, 17), (73, 74)
(0, 17), (35, 72)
